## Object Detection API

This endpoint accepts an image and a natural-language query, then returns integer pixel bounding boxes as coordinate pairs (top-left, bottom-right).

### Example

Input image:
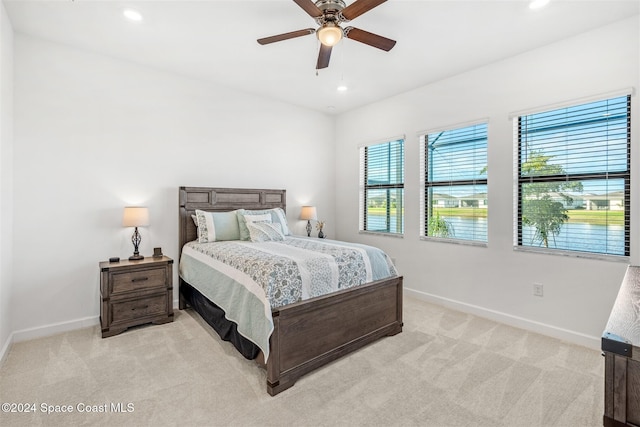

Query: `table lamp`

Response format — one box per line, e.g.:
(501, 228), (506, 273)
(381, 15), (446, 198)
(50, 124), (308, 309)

(300, 206), (317, 237)
(122, 207), (149, 260)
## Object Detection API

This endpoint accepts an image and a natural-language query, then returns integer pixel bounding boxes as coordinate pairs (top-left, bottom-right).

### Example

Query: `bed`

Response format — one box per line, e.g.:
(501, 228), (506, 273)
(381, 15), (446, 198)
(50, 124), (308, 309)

(178, 186), (403, 395)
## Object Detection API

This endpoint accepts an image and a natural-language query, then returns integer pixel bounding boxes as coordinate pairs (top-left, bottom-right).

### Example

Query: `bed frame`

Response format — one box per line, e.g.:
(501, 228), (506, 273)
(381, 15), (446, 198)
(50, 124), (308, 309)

(178, 186), (403, 395)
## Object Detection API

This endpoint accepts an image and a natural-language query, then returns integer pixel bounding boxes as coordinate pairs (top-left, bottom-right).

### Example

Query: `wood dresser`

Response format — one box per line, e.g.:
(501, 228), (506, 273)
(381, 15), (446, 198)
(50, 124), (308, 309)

(100, 256), (174, 338)
(602, 265), (640, 427)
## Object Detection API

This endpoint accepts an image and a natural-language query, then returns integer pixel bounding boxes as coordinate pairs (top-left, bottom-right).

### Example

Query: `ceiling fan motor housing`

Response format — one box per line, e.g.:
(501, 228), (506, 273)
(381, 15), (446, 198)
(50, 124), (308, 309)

(316, 0), (346, 13)
(315, 0), (347, 25)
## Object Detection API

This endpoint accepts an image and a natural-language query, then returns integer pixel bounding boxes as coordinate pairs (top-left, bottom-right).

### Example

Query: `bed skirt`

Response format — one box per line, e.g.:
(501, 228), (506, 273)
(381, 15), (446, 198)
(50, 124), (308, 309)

(180, 281), (260, 360)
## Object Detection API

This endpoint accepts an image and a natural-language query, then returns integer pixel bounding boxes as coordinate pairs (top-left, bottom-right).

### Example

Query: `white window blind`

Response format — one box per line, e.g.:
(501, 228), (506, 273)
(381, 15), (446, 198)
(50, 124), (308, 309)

(515, 95), (630, 256)
(359, 138), (405, 235)
(421, 122), (488, 242)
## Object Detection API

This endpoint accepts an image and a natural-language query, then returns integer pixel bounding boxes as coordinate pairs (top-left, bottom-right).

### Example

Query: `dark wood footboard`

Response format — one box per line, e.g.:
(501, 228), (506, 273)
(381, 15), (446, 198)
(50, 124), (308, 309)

(266, 275), (403, 395)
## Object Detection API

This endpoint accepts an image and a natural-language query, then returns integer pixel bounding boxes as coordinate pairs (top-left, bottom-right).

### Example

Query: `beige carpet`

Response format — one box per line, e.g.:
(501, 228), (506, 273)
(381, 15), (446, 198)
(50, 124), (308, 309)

(0, 297), (604, 426)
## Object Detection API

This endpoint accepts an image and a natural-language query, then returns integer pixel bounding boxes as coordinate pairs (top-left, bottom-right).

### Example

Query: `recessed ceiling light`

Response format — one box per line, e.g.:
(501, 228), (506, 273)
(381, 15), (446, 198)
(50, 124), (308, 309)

(337, 84), (348, 92)
(529, 0), (550, 10)
(123, 9), (143, 21)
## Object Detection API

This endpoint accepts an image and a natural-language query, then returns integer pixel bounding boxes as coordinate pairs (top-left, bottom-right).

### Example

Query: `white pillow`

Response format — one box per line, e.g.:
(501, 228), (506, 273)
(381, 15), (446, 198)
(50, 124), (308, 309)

(247, 222), (285, 242)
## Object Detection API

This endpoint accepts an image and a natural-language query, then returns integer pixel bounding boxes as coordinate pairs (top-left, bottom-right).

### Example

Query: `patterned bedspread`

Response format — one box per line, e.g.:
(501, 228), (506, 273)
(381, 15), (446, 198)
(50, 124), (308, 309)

(179, 236), (398, 361)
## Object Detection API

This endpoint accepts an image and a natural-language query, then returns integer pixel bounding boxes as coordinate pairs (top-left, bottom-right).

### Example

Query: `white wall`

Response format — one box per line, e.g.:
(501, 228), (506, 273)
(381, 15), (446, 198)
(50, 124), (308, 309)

(11, 34), (335, 338)
(0, 2), (14, 360)
(5, 14), (639, 352)
(334, 16), (640, 348)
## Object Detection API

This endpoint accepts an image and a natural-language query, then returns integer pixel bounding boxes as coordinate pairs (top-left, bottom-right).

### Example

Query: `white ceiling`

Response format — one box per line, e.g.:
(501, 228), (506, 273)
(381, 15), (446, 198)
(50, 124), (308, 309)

(4, 0), (639, 114)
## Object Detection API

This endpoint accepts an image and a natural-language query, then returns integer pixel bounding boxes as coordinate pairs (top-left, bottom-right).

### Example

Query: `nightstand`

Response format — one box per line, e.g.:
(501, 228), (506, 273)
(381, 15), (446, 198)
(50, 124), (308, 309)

(100, 256), (173, 338)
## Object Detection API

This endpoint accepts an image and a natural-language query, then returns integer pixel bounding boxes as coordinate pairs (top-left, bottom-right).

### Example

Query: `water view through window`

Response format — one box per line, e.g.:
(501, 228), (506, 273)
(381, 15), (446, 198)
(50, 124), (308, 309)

(361, 139), (405, 235)
(516, 95), (630, 256)
(422, 123), (488, 242)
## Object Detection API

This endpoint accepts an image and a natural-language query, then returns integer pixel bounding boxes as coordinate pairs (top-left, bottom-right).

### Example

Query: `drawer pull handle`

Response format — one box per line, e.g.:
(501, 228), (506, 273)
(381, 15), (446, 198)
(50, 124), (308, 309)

(132, 305), (149, 311)
(131, 277), (149, 283)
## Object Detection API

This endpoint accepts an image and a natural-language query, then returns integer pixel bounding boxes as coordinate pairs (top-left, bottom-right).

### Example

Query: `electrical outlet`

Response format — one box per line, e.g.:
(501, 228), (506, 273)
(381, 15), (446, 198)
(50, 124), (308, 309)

(533, 283), (544, 297)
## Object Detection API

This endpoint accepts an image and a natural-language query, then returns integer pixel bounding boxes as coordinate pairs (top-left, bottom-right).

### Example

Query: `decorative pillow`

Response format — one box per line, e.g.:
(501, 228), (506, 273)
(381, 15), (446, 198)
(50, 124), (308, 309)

(271, 208), (290, 235)
(246, 222), (285, 242)
(237, 208), (290, 240)
(243, 213), (272, 224)
(194, 209), (240, 243)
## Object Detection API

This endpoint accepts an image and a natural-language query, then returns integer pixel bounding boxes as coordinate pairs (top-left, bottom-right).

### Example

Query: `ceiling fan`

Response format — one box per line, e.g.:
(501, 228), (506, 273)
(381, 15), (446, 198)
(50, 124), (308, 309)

(257, 0), (396, 70)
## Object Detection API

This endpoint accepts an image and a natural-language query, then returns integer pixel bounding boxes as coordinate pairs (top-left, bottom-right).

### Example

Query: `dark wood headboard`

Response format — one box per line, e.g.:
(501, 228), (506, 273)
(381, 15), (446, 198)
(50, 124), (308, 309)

(178, 187), (286, 256)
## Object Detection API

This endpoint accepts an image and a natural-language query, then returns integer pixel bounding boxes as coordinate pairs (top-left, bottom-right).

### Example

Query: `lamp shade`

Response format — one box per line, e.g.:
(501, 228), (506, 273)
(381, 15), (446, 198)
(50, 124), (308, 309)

(122, 207), (149, 227)
(300, 206), (317, 221)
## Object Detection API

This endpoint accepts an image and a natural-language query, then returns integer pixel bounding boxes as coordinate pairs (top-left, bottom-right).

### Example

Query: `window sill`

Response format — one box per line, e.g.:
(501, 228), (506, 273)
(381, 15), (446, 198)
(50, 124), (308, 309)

(513, 246), (629, 263)
(358, 231), (404, 239)
(419, 236), (488, 248)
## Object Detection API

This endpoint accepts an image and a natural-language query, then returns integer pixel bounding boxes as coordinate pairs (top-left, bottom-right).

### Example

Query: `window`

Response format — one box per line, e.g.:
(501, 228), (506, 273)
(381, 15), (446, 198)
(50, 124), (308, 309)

(359, 138), (404, 235)
(516, 95), (630, 257)
(420, 122), (488, 243)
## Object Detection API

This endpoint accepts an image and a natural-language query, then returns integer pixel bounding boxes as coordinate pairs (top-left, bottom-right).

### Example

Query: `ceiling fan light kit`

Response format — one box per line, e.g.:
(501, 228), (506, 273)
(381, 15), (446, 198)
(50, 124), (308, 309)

(317, 23), (343, 46)
(257, 0), (395, 70)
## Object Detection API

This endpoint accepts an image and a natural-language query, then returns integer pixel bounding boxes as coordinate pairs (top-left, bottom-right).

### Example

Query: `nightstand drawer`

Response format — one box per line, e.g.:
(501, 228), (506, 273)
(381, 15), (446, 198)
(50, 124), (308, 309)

(111, 294), (168, 323)
(111, 267), (166, 294)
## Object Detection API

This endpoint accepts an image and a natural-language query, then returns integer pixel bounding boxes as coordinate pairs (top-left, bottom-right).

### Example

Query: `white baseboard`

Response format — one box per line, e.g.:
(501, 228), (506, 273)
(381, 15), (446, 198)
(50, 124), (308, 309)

(0, 331), (13, 368)
(1, 316), (98, 369)
(404, 287), (601, 350)
(0, 299), (189, 365)
(2, 300), (183, 365)
(1, 291), (600, 368)
(12, 315), (100, 344)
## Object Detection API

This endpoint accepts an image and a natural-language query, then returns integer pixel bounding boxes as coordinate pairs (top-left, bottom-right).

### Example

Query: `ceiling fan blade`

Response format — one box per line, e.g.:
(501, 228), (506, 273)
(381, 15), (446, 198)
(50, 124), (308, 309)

(344, 27), (396, 51)
(316, 44), (332, 69)
(293, 0), (324, 18)
(340, 0), (387, 21)
(257, 28), (316, 45)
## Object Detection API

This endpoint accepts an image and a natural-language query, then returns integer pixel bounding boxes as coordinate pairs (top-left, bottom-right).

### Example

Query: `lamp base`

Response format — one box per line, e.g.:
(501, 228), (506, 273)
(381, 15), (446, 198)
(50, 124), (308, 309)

(129, 227), (144, 261)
